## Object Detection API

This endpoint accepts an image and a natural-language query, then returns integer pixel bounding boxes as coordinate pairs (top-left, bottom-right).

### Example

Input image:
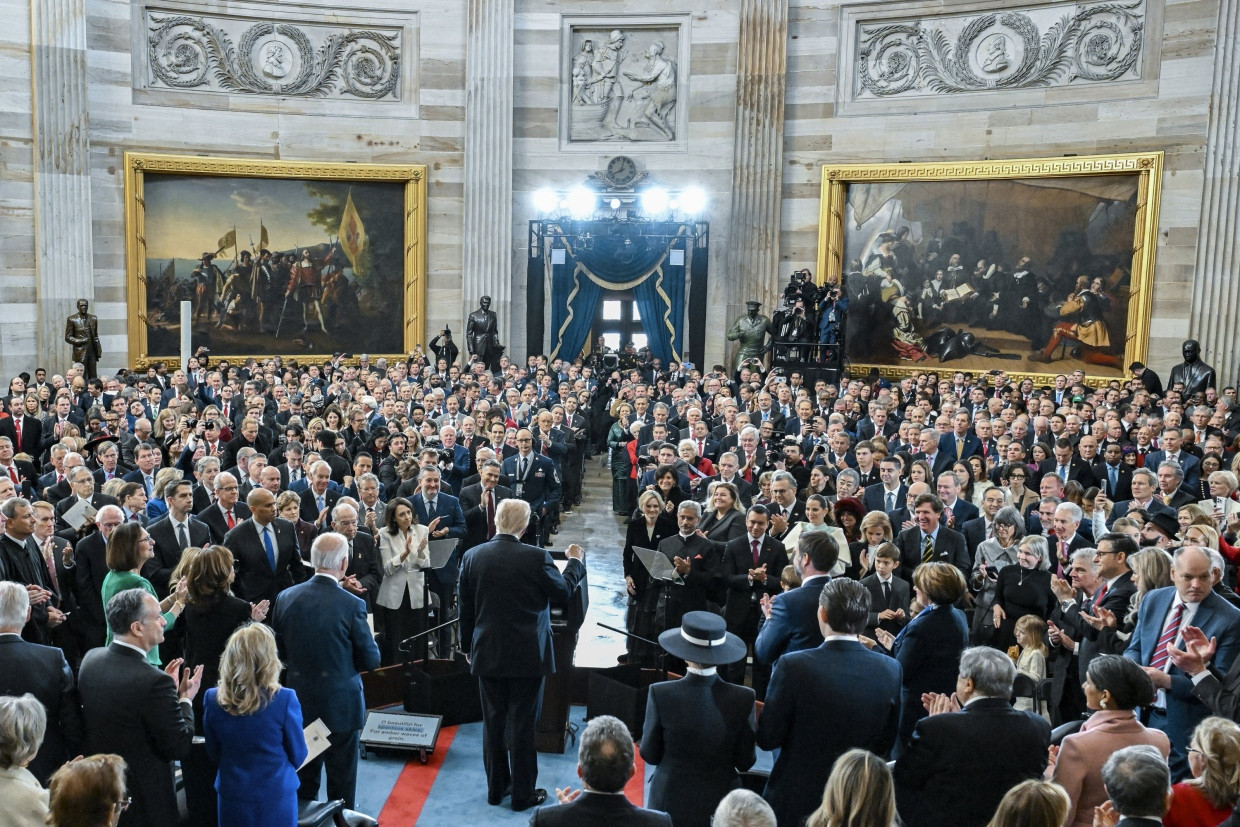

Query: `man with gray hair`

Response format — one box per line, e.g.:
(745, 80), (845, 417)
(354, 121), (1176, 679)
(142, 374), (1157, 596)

(532, 714), (671, 825)
(894, 646), (1051, 827)
(273, 531), (379, 810)
(654, 499), (719, 638)
(79, 588), (201, 827)
(711, 790), (776, 827)
(765, 471), (805, 544)
(0, 580), (82, 782)
(1099, 744), (1171, 825)
(758, 578), (902, 827)
(458, 497), (585, 811)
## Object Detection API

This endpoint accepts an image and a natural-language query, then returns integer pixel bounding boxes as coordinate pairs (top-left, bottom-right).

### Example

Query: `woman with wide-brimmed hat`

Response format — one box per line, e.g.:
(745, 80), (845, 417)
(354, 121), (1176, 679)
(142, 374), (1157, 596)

(640, 612), (756, 827)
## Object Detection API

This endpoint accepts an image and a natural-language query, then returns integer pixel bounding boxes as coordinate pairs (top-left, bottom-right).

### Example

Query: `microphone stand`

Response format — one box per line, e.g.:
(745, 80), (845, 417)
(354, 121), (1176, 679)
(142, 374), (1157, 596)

(596, 621), (669, 683)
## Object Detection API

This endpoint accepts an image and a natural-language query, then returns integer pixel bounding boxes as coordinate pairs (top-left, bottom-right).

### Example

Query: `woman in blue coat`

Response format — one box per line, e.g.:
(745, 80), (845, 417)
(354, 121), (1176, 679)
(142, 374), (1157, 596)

(204, 622), (307, 827)
(875, 561), (969, 756)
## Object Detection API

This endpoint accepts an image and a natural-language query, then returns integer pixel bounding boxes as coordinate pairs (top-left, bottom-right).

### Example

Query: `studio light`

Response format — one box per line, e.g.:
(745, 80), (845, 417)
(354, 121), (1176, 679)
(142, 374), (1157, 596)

(532, 188), (558, 214)
(641, 187), (670, 215)
(566, 187), (598, 219)
(609, 198), (622, 210)
(679, 187), (707, 216)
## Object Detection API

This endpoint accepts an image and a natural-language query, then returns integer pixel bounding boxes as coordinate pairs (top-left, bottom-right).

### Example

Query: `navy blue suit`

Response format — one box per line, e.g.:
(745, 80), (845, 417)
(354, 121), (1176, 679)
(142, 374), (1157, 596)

(458, 533), (586, 806)
(1125, 587), (1240, 778)
(891, 603), (969, 753)
(410, 491), (467, 653)
(936, 432), (983, 468)
(272, 574), (380, 809)
(501, 452), (562, 516)
(1144, 450), (1201, 489)
(754, 576), (828, 667)
(758, 639), (902, 827)
(863, 482), (907, 516)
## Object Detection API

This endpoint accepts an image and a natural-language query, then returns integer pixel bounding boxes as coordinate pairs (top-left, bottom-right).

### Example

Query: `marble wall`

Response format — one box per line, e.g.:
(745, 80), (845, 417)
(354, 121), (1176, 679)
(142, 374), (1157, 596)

(0, 0), (1233, 382)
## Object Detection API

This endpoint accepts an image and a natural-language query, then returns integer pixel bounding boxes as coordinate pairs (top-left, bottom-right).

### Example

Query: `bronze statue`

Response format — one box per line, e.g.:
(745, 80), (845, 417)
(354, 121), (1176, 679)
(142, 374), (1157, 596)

(1168, 339), (1217, 400)
(466, 295), (503, 373)
(726, 300), (771, 370)
(65, 299), (102, 379)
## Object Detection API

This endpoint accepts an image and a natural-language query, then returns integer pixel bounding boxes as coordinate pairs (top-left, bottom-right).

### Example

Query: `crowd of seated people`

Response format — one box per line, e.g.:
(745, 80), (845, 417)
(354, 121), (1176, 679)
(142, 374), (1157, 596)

(5, 343), (1240, 824)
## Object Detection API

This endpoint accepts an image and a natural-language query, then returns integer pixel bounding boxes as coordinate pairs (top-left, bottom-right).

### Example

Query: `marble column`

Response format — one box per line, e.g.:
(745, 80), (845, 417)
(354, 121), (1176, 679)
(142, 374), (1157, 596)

(725, 0), (789, 318)
(31, 0), (95, 373)
(1187, 0), (1240, 384)
(461, 0), (515, 347)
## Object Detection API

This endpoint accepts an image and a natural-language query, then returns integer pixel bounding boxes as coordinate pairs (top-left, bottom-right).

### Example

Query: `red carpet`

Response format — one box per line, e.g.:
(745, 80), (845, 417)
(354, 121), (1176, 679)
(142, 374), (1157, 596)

(376, 725), (458, 826)
(624, 742), (647, 806)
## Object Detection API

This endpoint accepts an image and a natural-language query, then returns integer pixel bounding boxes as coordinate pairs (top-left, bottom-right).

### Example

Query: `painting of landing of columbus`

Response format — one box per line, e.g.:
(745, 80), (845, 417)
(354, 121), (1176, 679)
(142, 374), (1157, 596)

(125, 154), (426, 364)
(820, 154), (1162, 380)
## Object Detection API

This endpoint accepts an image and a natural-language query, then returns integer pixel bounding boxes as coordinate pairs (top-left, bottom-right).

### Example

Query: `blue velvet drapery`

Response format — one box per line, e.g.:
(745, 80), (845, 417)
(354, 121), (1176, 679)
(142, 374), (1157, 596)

(548, 223), (686, 363)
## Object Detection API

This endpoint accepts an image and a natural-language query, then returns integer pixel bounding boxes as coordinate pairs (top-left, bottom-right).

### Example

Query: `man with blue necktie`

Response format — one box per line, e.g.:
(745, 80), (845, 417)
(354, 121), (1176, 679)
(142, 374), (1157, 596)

(224, 488), (306, 607)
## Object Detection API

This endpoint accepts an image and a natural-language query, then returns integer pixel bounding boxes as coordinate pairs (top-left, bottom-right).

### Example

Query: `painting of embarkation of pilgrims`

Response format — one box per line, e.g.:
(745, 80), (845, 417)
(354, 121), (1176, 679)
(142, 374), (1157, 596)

(140, 175), (406, 358)
(840, 174), (1142, 377)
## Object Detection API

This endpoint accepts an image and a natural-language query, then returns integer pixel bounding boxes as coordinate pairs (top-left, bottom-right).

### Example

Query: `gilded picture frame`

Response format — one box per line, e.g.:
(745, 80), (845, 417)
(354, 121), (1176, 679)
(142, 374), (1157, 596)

(124, 152), (426, 367)
(815, 152), (1162, 385)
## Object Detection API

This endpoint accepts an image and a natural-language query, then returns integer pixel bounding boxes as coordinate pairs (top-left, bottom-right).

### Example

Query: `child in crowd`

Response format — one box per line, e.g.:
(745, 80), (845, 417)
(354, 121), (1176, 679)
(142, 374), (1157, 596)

(1013, 614), (1049, 720)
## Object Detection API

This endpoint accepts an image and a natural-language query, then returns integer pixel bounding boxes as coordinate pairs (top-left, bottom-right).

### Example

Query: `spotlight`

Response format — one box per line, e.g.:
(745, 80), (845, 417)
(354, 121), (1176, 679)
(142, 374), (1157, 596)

(566, 187), (598, 219)
(679, 187), (707, 215)
(641, 188), (670, 215)
(532, 188), (558, 214)
(610, 198), (622, 210)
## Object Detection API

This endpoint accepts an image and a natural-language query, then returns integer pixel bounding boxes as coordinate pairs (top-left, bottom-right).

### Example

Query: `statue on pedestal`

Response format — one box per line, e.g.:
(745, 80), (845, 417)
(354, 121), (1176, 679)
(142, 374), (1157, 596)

(1168, 339), (1217, 400)
(726, 301), (770, 370)
(65, 299), (102, 379)
(466, 296), (503, 373)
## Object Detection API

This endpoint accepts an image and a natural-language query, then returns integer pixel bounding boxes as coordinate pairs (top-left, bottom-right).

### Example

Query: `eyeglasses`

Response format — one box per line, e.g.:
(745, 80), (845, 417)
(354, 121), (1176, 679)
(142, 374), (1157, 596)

(115, 797), (132, 812)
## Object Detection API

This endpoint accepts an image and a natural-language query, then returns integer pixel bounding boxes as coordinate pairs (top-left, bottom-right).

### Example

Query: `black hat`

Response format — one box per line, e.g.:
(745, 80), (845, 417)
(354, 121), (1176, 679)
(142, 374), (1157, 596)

(1147, 511), (1179, 539)
(201, 252), (214, 260)
(82, 434), (118, 456)
(658, 611), (747, 666)
(877, 231), (897, 242)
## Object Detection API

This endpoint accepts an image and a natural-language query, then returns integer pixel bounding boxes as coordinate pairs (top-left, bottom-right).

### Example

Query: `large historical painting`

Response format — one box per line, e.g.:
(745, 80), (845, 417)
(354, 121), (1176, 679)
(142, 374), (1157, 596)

(125, 154), (426, 365)
(816, 153), (1162, 382)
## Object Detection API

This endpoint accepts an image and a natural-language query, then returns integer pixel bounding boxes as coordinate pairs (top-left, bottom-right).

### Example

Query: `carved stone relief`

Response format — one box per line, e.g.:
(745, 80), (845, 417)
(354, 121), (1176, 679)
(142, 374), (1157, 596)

(852, 0), (1145, 100)
(135, 4), (415, 115)
(563, 21), (687, 145)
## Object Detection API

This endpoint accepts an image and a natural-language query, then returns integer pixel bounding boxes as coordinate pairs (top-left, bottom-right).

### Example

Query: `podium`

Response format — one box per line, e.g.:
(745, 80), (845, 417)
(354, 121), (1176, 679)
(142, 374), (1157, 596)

(536, 552), (589, 753)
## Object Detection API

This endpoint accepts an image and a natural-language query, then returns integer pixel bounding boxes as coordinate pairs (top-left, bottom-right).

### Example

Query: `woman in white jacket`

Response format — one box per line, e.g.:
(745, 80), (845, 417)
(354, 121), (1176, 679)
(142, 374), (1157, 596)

(376, 496), (437, 665)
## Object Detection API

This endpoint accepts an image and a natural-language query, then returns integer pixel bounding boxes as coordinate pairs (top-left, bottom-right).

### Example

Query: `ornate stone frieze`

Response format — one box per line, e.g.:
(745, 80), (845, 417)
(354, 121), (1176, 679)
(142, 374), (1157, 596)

(851, 1), (1145, 101)
(135, 4), (416, 114)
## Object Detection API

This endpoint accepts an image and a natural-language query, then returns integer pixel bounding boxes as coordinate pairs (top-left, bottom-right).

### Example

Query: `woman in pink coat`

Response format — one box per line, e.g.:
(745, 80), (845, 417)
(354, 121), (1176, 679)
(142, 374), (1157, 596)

(1047, 655), (1170, 827)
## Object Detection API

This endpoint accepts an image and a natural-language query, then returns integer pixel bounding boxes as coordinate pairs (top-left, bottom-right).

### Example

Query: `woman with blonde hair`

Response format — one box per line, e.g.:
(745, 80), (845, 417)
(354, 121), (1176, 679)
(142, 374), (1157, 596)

(144, 468), (183, 522)
(1164, 716), (1240, 826)
(204, 623), (306, 826)
(850, 511), (893, 580)
(45, 754), (127, 827)
(985, 779), (1070, 827)
(805, 748), (898, 827)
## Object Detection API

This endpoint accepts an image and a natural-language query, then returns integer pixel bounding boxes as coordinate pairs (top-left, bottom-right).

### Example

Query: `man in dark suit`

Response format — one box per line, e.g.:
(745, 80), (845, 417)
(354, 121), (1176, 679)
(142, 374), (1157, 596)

(1037, 438), (1098, 490)
(758, 578), (903, 827)
(538, 715), (672, 826)
(223, 488), (307, 607)
(273, 532), (380, 811)
(894, 647), (1051, 827)
(960, 486), (1007, 562)
(862, 456), (908, 517)
(457, 459), (511, 552)
(1124, 546), (1240, 778)
(0, 581), (83, 782)
(71, 505), (124, 651)
(299, 460), (342, 524)
(408, 464), (467, 655)
(1094, 441), (1134, 502)
(1106, 468), (1175, 528)
(330, 503), (382, 613)
(1099, 746), (1174, 827)
(53, 466), (119, 533)
(142, 480), (211, 597)
(78, 588), (201, 827)
(693, 452), (756, 508)
(39, 396), (82, 451)
(721, 505), (787, 686)
(755, 531), (838, 670)
(936, 412), (983, 473)
(0, 436), (37, 498)
(1145, 428), (1201, 490)
(502, 429), (562, 547)
(198, 471), (251, 544)
(765, 471), (806, 545)
(1051, 533), (1136, 692)
(458, 498), (586, 812)
(934, 471), (978, 529)
(1, 397), (42, 457)
(0, 497), (59, 644)
(893, 494), (970, 581)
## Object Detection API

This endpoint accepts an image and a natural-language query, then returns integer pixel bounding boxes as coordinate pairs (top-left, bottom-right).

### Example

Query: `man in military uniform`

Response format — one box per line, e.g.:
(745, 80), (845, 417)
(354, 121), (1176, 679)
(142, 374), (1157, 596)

(726, 300), (770, 370)
(64, 299), (102, 379)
